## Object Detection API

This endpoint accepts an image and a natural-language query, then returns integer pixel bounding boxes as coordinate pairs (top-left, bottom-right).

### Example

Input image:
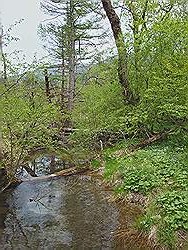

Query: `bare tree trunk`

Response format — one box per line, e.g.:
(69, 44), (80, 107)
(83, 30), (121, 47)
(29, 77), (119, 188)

(67, 39), (76, 111)
(61, 55), (65, 110)
(44, 68), (51, 103)
(60, 34), (66, 111)
(101, 0), (133, 103)
(0, 26), (7, 84)
(67, 0), (76, 112)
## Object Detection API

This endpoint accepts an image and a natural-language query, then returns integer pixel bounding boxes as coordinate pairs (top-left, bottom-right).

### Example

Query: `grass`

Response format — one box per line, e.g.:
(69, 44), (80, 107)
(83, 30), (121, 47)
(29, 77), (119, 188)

(101, 131), (188, 247)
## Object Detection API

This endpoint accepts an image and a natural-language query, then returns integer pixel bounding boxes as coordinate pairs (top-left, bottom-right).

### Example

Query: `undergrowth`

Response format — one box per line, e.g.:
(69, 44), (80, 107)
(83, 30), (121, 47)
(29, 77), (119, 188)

(100, 131), (188, 247)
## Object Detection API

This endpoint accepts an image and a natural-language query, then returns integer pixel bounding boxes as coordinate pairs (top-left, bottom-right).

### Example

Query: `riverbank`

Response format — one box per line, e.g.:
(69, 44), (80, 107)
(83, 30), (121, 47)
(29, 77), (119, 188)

(1, 131), (187, 249)
(92, 132), (188, 249)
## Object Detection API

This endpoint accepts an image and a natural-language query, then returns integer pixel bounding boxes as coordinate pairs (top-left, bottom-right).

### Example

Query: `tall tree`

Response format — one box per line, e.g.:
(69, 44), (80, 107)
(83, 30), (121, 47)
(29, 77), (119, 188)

(40, 0), (103, 111)
(66, 0), (76, 111)
(101, 0), (133, 103)
(0, 25), (7, 83)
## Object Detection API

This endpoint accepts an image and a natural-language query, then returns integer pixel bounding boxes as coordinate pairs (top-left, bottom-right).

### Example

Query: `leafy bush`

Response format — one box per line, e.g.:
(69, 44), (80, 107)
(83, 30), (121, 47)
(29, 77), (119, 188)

(72, 79), (127, 148)
(0, 84), (61, 177)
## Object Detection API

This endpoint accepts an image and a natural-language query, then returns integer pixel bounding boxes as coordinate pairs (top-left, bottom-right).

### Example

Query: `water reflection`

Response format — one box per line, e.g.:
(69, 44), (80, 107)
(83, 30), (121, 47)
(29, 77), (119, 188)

(0, 176), (123, 249)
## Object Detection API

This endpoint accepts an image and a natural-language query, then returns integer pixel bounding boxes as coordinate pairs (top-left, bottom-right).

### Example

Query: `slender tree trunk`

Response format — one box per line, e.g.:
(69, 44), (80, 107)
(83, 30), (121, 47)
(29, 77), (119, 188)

(67, 39), (76, 111)
(127, 1), (140, 90)
(60, 28), (65, 111)
(67, 0), (76, 112)
(128, 0), (149, 91)
(0, 27), (7, 84)
(101, 0), (132, 103)
(60, 52), (65, 110)
(44, 68), (51, 103)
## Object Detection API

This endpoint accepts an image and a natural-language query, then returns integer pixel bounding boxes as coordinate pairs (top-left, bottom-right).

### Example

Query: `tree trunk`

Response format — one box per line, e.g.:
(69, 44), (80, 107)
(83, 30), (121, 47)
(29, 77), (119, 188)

(44, 68), (51, 103)
(101, 0), (132, 103)
(61, 54), (65, 110)
(126, 0), (149, 97)
(60, 27), (65, 111)
(67, 39), (76, 111)
(0, 27), (7, 84)
(67, 1), (76, 112)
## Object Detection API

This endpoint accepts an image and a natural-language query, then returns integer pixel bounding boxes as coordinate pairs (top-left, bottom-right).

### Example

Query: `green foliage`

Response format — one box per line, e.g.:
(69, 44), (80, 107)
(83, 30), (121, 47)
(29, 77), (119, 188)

(105, 132), (188, 191)
(1, 0), (187, 248)
(156, 191), (188, 231)
(72, 17), (188, 146)
(72, 62), (126, 148)
(0, 83), (61, 177)
(40, 0), (102, 65)
(69, 4), (188, 246)
(128, 17), (188, 132)
(73, 81), (123, 131)
(91, 159), (101, 169)
(104, 132), (188, 246)
(140, 190), (188, 246)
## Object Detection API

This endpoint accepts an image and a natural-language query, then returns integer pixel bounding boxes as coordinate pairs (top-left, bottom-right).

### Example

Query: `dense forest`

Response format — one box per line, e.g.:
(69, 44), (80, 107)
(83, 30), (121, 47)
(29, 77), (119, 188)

(0, 0), (188, 248)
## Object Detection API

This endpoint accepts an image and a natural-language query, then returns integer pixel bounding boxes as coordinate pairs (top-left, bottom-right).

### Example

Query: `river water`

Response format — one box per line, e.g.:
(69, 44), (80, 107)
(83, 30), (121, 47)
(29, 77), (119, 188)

(0, 157), (148, 250)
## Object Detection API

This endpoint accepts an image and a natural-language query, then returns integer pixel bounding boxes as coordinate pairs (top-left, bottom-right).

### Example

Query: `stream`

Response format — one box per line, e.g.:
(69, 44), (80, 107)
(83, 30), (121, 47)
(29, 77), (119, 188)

(0, 157), (148, 250)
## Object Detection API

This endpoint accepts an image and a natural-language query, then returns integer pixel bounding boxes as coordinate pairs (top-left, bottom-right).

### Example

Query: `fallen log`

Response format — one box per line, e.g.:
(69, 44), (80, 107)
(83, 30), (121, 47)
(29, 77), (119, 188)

(114, 130), (172, 158)
(0, 167), (90, 193)
(25, 166), (90, 182)
(128, 132), (168, 152)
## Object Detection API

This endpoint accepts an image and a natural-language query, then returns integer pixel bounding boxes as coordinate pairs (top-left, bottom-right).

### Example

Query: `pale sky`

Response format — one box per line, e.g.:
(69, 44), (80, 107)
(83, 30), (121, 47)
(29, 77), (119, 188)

(0, 0), (49, 63)
(0, 0), (116, 66)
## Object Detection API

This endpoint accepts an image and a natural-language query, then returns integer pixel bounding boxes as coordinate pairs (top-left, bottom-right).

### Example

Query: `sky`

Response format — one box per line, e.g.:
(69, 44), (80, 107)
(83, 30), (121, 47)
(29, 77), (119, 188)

(0, 0), (116, 66)
(0, 0), (49, 63)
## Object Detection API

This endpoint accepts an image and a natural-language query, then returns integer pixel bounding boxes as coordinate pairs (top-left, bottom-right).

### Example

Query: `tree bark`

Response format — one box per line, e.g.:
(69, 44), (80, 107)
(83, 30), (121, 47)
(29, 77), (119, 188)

(44, 68), (51, 103)
(67, 0), (76, 112)
(25, 167), (90, 182)
(0, 26), (7, 84)
(67, 39), (76, 111)
(101, 0), (132, 103)
(60, 51), (65, 110)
